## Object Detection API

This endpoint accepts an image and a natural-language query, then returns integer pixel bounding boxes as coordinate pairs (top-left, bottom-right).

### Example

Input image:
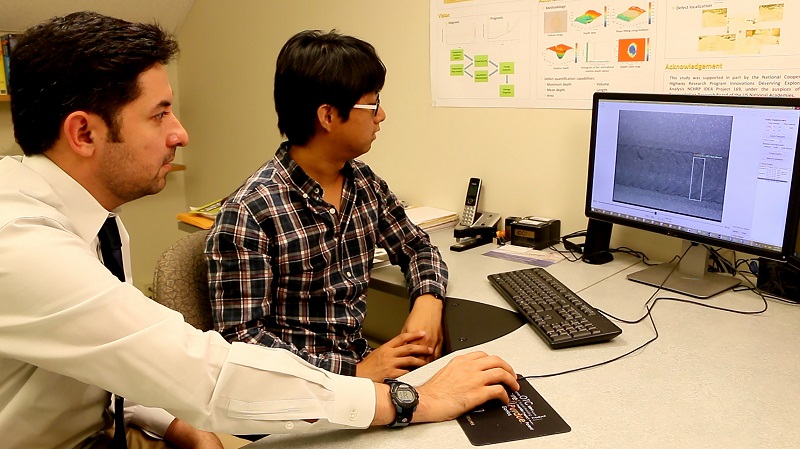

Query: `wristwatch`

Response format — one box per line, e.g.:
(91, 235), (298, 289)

(384, 379), (419, 428)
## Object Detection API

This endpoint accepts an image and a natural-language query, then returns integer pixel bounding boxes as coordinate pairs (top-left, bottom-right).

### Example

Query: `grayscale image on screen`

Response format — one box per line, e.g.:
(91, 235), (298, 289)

(612, 110), (733, 222)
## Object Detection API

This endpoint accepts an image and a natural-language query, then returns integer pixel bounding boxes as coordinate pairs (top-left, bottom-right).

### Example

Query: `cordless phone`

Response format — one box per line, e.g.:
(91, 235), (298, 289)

(459, 178), (482, 227)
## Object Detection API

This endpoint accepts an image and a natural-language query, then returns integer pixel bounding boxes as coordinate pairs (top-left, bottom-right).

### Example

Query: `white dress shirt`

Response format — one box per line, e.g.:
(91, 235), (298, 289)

(0, 155), (375, 449)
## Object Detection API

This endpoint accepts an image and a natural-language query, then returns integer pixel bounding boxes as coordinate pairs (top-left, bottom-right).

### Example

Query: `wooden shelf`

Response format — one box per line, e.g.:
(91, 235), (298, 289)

(169, 163), (186, 172)
(0, 95), (10, 102)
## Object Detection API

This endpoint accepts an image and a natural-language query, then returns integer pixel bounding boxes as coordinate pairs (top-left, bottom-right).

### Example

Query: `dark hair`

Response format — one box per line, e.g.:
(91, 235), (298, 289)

(274, 30), (386, 146)
(10, 11), (179, 155)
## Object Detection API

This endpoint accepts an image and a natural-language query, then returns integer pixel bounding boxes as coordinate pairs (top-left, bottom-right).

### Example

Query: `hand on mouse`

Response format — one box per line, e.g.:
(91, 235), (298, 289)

(411, 351), (519, 423)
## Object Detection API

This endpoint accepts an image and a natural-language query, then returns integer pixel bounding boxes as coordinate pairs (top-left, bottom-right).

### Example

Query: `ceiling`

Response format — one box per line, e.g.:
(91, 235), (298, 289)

(0, 0), (195, 33)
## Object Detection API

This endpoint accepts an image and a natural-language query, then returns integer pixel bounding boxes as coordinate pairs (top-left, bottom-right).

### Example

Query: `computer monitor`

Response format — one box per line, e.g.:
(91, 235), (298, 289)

(586, 92), (800, 298)
(790, 209), (800, 270)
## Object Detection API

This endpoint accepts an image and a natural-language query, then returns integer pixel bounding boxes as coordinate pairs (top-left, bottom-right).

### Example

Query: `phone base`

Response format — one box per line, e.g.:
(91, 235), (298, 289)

(450, 235), (493, 252)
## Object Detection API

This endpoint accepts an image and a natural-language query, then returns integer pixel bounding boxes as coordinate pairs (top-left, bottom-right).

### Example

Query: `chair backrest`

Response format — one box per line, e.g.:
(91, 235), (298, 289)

(152, 230), (214, 331)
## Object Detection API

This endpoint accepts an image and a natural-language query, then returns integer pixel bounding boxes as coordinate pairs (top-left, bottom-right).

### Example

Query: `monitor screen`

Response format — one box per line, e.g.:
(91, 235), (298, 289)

(586, 92), (800, 297)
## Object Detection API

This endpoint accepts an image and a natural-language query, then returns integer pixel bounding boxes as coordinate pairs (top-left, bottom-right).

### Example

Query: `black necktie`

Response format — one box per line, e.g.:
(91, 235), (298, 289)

(97, 216), (128, 449)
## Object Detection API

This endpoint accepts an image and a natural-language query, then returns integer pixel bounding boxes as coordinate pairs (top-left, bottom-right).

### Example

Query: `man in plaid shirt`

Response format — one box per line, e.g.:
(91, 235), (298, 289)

(205, 30), (448, 382)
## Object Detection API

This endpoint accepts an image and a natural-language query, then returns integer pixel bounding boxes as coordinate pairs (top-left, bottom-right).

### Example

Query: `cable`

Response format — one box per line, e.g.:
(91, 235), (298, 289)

(522, 244), (770, 379)
(706, 246), (737, 275)
(523, 308), (659, 379)
(608, 246), (665, 266)
(549, 245), (582, 262)
(524, 245), (688, 379)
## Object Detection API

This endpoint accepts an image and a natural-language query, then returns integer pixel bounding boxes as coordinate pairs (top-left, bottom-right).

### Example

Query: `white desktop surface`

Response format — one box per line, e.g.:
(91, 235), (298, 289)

(245, 231), (800, 448)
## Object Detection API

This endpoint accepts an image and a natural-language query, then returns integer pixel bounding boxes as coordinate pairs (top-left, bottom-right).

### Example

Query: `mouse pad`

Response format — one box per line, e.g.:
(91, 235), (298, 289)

(456, 377), (571, 446)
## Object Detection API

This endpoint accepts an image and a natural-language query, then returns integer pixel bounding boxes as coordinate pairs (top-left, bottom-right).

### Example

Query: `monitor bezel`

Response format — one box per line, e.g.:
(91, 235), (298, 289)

(585, 91), (800, 262)
(789, 213), (800, 269)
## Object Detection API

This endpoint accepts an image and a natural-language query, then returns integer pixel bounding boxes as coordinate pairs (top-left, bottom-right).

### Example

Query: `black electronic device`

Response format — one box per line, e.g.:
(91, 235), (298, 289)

(458, 177), (482, 227)
(488, 267), (622, 349)
(586, 92), (800, 298)
(757, 205), (800, 302)
(790, 203), (800, 270)
(757, 258), (800, 302)
(505, 216), (561, 249)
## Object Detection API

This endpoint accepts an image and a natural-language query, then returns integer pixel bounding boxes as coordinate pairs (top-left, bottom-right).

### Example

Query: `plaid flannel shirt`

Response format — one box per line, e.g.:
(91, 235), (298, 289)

(205, 143), (448, 376)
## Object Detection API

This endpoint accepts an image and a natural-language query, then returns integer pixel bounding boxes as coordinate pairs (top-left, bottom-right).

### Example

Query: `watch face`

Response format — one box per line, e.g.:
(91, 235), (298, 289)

(396, 387), (416, 404)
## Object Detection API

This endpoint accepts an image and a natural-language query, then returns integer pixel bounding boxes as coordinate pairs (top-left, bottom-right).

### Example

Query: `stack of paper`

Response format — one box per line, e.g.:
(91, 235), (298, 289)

(405, 206), (458, 232)
(177, 212), (215, 230)
(177, 198), (224, 230)
(188, 198), (223, 218)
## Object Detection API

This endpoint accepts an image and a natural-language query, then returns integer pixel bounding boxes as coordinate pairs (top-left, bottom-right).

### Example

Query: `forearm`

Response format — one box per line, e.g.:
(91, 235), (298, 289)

(409, 294), (443, 314)
(377, 185), (448, 303)
(404, 294), (444, 333)
(369, 379), (458, 426)
(403, 295), (445, 360)
(370, 383), (395, 426)
(396, 237), (448, 308)
(226, 325), (359, 376)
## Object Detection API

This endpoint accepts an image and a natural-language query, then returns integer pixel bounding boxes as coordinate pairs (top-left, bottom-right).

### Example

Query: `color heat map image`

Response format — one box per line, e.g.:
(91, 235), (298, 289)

(547, 44), (573, 59)
(617, 6), (646, 22)
(575, 10), (602, 24)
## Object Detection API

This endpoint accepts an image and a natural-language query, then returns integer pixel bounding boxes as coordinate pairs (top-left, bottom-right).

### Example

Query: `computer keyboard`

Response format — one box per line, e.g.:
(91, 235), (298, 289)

(487, 267), (622, 349)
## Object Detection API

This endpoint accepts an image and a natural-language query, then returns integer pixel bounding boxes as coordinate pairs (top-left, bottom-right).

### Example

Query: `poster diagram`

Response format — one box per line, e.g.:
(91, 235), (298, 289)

(430, 0), (800, 109)
(433, 5), (532, 102)
(449, 49), (518, 97)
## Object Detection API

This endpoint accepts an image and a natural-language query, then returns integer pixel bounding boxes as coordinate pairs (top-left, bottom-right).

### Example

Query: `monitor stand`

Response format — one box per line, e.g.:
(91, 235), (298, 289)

(627, 240), (741, 299)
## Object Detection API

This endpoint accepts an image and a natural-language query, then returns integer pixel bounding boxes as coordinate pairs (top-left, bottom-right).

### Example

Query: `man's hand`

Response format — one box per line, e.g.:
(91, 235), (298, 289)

(402, 294), (444, 361)
(413, 351), (519, 423)
(163, 418), (223, 449)
(356, 331), (433, 382)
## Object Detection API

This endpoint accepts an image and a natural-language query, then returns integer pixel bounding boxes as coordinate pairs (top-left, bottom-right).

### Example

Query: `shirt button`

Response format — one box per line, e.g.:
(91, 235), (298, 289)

(329, 207), (336, 214)
(349, 411), (357, 421)
(314, 188), (320, 194)
(285, 421), (294, 430)
(302, 193), (309, 199)
(346, 271), (353, 278)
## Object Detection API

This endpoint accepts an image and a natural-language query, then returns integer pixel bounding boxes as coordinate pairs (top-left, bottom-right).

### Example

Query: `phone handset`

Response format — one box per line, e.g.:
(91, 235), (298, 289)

(458, 177), (482, 227)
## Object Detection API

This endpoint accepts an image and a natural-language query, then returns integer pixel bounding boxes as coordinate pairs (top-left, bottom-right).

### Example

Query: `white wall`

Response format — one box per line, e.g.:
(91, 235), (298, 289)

(175, 0), (680, 262)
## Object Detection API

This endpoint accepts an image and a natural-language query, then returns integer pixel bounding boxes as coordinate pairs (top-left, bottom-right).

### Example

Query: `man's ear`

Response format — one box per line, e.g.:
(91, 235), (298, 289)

(62, 111), (103, 158)
(316, 104), (336, 133)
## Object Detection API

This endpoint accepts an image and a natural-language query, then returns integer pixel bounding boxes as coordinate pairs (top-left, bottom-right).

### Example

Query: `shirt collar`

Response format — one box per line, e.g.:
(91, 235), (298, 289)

(276, 141), (356, 193)
(21, 154), (118, 244)
(275, 142), (313, 192)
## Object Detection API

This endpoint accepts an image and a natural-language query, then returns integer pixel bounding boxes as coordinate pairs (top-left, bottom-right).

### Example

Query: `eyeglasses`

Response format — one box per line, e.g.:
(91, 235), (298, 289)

(351, 95), (381, 117)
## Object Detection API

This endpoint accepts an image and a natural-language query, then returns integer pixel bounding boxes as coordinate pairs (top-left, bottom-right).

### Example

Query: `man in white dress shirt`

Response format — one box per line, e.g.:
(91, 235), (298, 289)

(0, 11), (518, 449)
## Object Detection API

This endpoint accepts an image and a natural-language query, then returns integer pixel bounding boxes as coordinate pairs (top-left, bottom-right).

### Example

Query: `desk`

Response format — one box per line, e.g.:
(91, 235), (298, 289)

(246, 231), (800, 448)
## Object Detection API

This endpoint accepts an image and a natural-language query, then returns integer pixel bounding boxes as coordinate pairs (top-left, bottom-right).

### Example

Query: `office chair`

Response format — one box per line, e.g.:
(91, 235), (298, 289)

(152, 231), (264, 444)
(151, 230), (215, 331)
